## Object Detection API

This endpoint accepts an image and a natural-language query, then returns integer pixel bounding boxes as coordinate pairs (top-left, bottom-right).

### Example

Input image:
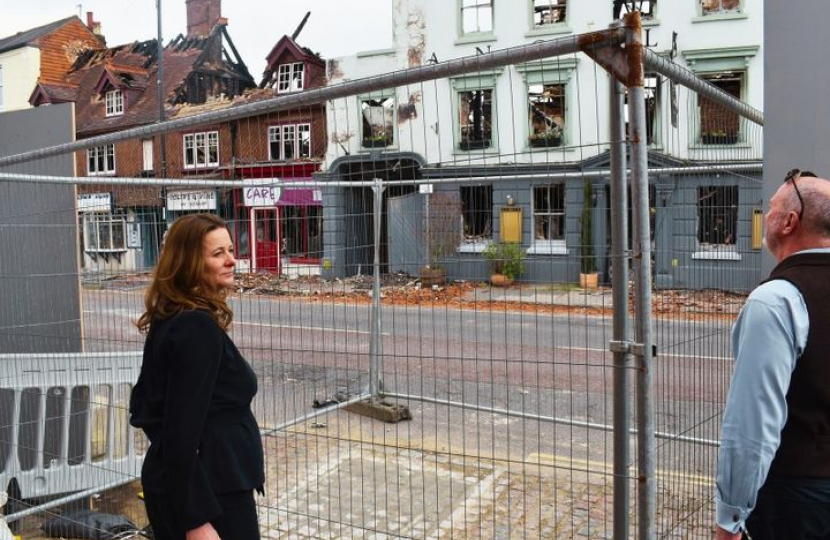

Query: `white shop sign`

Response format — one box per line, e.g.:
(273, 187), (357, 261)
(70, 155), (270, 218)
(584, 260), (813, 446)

(77, 192), (112, 212)
(167, 189), (217, 211)
(243, 179), (282, 207)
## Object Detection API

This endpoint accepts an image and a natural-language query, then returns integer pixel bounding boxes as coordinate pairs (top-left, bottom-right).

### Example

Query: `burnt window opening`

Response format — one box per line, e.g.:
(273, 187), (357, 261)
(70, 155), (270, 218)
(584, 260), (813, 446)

(461, 186), (493, 242)
(269, 124), (311, 161)
(183, 131), (219, 169)
(534, 184), (565, 241)
(698, 186), (738, 246)
(361, 97), (395, 148)
(623, 74), (660, 146)
(701, 0), (740, 15)
(462, 0), (493, 34)
(528, 83), (565, 148)
(459, 89), (493, 150)
(699, 72), (742, 144)
(278, 62), (304, 93)
(533, 0), (567, 27)
(618, 0), (656, 19)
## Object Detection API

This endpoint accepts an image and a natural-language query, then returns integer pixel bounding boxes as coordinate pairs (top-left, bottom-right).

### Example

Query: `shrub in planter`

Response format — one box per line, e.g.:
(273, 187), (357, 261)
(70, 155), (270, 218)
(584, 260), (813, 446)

(483, 242), (526, 285)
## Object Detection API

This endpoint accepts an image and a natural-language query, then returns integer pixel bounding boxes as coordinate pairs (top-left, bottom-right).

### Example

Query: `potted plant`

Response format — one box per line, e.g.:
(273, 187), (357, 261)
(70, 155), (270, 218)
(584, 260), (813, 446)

(363, 128), (392, 148)
(700, 129), (738, 145)
(420, 192), (461, 286)
(579, 181), (598, 290)
(483, 241), (526, 287)
(528, 124), (564, 148)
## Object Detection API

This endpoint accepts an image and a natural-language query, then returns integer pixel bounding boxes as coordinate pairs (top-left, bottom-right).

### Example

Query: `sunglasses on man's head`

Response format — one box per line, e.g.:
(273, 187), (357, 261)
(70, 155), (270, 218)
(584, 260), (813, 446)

(784, 168), (818, 221)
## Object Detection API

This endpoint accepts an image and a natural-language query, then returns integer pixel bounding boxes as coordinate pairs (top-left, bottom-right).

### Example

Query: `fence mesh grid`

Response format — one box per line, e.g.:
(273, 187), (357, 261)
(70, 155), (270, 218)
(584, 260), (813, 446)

(0, 29), (763, 539)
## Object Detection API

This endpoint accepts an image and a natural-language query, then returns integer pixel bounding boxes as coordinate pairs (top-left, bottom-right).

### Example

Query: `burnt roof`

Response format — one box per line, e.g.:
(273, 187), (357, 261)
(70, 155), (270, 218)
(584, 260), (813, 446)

(0, 15), (79, 54)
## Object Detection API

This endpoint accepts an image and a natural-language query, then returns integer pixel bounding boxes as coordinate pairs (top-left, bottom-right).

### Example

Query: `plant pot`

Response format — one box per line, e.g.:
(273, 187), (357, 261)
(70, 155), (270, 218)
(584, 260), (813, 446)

(362, 138), (391, 148)
(490, 273), (514, 287)
(458, 139), (491, 151)
(701, 134), (738, 145)
(420, 266), (446, 287)
(579, 272), (599, 290)
(529, 136), (563, 148)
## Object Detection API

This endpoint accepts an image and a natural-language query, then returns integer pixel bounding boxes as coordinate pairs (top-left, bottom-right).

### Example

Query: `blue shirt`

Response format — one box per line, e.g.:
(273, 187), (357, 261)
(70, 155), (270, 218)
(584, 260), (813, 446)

(715, 248), (830, 533)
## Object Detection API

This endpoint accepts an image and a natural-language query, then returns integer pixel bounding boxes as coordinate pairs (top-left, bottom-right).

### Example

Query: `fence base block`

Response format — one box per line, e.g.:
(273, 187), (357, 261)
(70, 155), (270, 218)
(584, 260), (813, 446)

(344, 399), (413, 423)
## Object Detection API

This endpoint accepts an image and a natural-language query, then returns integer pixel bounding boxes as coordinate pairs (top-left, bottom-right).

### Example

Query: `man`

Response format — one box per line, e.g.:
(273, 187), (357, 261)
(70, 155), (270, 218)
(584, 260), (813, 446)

(716, 170), (830, 539)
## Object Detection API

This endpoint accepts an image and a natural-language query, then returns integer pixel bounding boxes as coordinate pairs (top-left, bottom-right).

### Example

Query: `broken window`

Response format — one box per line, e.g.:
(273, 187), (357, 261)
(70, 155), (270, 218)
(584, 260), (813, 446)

(277, 62), (304, 93)
(532, 0), (566, 27)
(623, 74), (660, 145)
(105, 89), (123, 116)
(701, 0), (740, 15)
(459, 89), (493, 150)
(361, 97), (395, 148)
(461, 186), (493, 242)
(534, 184), (565, 241)
(269, 123), (312, 160)
(183, 131), (219, 169)
(699, 72), (742, 144)
(617, 0), (656, 19)
(87, 144), (116, 175)
(84, 213), (126, 252)
(282, 206), (323, 261)
(528, 83), (565, 148)
(698, 186), (738, 246)
(461, 0), (493, 34)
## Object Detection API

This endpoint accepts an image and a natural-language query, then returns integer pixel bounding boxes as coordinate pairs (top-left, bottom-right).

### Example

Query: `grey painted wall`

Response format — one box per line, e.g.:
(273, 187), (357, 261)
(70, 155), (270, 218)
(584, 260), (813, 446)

(0, 103), (82, 353)
(764, 1), (830, 275)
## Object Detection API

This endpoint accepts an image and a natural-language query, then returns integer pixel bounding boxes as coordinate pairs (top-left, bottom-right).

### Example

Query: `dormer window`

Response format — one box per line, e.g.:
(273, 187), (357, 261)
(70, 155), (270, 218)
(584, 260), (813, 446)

(105, 89), (124, 116)
(277, 62), (304, 93)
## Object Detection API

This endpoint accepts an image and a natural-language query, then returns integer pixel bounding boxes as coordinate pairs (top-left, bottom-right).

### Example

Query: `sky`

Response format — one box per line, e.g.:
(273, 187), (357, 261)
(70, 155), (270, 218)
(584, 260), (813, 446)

(0, 0), (394, 71)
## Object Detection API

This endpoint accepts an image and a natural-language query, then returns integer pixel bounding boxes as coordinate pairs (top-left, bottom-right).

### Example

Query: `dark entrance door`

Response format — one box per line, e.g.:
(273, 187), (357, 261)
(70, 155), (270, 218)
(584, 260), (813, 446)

(254, 208), (280, 272)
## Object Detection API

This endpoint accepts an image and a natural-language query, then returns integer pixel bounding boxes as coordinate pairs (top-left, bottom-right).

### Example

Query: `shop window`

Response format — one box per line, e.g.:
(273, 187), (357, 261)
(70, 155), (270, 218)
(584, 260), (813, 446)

(105, 89), (124, 116)
(461, 0), (493, 34)
(282, 206), (323, 261)
(532, 0), (566, 27)
(361, 96), (395, 148)
(528, 83), (565, 148)
(459, 89), (493, 150)
(460, 186), (493, 245)
(84, 213), (126, 252)
(701, 0), (740, 15)
(269, 123), (311, 160)
(278, 62), (304, 93)
(698, 186), (738, 246)
(699, 72), (742, 145)
(87, 144), (116, 175)
(183, 131), (219, 169)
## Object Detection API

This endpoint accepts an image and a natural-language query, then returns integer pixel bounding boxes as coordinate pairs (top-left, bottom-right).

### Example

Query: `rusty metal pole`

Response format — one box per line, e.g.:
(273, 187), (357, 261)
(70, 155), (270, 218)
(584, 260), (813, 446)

(624, 11), (656, 540)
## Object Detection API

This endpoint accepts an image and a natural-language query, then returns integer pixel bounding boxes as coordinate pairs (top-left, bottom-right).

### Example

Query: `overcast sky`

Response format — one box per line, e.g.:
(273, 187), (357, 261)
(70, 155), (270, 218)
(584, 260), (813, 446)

(0, 0), (393, 71)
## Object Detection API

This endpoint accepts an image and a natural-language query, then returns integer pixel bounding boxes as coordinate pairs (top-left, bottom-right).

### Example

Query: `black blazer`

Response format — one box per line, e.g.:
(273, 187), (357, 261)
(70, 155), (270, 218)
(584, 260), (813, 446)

(129, 310), (264, 530)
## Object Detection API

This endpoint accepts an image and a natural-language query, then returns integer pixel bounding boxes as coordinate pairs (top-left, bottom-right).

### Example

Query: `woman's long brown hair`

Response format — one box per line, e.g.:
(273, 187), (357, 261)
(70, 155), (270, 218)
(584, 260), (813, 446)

(136, 213), (233, 333)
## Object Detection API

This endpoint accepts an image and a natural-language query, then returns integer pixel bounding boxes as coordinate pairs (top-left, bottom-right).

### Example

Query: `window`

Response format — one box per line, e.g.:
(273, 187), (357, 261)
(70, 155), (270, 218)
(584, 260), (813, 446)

(460, 186), (493, 245)
(532, 0), (566, 27)
(459, 89), (493, 150)
(183, 131), (219, 169)
(528, 83), (565, 148)
(84, 213), (126, 252)
(361, 97), (395, 148)
(87, 145), (116, 175)
(277, 62), (304, 93)
(698, 186), (738, 246)
(624, 74), (661, 146)
(142, 139), (154, 172)
(282, 206), (323, 260)
(461, 0), (493, 34)
(699, 72), (742, 145)
(534, 184), (565, 243)
(701, 0), (740, 15)
(269, 124), (311, 160)
(105, 90), (124, 116)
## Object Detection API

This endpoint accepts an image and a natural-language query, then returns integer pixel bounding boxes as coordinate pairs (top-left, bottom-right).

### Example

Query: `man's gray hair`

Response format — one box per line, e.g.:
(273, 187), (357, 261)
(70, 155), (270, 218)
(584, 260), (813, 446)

(802, 185), (830, 237)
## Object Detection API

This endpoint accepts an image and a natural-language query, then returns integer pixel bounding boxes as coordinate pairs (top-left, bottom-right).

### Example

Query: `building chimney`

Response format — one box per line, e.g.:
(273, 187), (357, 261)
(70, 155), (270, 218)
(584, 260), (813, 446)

(186, 0), (222, 37)
(86, 12), (102, 36)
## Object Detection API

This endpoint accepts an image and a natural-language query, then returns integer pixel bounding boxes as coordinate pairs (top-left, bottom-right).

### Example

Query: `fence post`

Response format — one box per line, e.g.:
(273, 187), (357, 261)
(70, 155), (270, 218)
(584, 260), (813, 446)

(625, 11), (657, 540)
(369, 177), (385, 398)
(610, 73), (631, 538)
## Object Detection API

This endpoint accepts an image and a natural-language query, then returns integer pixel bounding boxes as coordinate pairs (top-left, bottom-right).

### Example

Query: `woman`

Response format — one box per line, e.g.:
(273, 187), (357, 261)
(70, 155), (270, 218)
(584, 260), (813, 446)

(130, 214), (264, 540)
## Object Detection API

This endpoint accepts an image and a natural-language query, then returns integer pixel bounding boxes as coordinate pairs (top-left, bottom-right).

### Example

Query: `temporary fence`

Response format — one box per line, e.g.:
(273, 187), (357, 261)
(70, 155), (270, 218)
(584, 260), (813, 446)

(0, 12), (764, 539)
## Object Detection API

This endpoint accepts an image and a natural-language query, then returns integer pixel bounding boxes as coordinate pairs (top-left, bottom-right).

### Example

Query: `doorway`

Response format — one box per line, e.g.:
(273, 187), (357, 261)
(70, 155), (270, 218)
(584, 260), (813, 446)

(253, 208), (280, 272)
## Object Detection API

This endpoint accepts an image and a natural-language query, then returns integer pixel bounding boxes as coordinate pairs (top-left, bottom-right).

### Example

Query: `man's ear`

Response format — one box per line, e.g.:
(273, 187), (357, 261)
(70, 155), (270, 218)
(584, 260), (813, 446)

(782, 212), (799, 235)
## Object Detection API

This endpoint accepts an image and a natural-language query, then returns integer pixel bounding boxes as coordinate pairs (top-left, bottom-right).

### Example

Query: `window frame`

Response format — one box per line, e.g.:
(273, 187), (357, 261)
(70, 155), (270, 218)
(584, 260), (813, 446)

(529, 183), (567, 254)
(183, 130), (220, 170)
(141, 139), (154, 172)
(459, 0), (495, 38)
(451, 70), (503, 153)
(458, 185), (494, 251)
(105, 89), (124, 117)
(359, 92), (397, 150)
(517, 58), (578, 151)
(526, 0), (571, 37)
(277, 62), (305, 93)
(694, 185), (740, 258)
(268, 123), (312, 161)
(87, 144), (116, 176)
(697, 0), (745, 19)
(83, 212), (127, 253)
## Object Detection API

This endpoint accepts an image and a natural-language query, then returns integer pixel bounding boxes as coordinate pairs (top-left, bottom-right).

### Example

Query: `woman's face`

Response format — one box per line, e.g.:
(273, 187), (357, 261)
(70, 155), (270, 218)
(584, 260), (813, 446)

(202, 228), (236, 291)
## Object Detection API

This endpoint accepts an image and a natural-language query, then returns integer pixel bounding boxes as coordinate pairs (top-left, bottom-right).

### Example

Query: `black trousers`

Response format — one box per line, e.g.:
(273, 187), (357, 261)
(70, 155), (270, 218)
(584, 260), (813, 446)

(143, 490), (260, 540)
(744, 475), (830, 540)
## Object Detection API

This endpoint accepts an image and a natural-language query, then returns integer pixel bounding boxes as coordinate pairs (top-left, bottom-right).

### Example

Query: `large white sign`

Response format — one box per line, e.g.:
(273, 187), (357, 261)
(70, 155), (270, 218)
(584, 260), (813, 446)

(77, 192), (112, 213)
(167, 190), (217, 211)
(243, 179), (281, 207)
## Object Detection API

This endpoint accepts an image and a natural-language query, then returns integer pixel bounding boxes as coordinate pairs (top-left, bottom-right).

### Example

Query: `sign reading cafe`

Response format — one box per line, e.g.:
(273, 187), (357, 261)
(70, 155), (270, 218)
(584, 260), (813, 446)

(166, 189), (217, 211)
(243, 179), (282, 207)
